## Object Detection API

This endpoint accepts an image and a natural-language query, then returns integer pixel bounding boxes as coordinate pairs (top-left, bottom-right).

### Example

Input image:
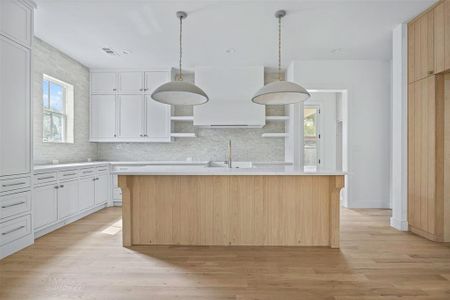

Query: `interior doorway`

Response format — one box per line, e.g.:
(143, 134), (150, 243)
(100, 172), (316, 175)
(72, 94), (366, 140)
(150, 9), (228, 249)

(304, 90), (348, 207)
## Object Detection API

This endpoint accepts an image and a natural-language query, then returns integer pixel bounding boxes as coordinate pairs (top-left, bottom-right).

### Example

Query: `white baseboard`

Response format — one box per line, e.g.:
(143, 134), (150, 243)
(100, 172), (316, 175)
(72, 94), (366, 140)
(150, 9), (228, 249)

(113, 200), (122, 207)
(0, 233), (34, 260)
(390, 217), (409, 231)
(34, 203), (107, 239)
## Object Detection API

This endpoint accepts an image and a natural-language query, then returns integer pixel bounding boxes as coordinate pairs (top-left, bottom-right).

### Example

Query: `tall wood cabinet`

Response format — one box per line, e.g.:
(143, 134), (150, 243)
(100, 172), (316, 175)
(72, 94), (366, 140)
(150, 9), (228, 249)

(408, 0), (450, 242)
(0, 0), (34, 260)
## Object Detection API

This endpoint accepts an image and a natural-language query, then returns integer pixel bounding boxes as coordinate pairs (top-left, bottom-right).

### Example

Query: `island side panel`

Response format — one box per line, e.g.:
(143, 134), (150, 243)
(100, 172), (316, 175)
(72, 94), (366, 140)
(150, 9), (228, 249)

(126, 175), (342, 247)
(330, 175), (345, 248)
(118, 175), (132, 247)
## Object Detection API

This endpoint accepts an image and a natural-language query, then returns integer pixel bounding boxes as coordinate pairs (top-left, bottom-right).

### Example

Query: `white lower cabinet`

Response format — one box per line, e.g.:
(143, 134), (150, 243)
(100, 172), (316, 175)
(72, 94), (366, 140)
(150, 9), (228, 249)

(57, 180), (78, 219)
(78, 177), (95, 211)
(33, 184), (58, 229)
(95, 174), (109, 205)
(32, 165), (111, 238)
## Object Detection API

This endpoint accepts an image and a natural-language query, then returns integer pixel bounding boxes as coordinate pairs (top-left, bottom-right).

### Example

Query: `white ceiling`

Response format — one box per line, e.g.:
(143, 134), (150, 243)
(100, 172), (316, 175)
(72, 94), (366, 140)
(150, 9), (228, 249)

(34, 0), (435, 70)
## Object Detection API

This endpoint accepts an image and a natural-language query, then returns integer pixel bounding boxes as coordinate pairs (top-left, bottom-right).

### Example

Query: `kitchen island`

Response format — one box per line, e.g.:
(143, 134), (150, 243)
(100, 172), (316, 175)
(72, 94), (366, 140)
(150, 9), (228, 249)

(115, 166), (345, 248)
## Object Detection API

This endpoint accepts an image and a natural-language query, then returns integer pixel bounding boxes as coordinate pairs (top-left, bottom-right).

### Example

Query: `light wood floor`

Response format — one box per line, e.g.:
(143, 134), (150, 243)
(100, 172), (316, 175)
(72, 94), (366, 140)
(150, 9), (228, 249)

(1, 208), (449, 300)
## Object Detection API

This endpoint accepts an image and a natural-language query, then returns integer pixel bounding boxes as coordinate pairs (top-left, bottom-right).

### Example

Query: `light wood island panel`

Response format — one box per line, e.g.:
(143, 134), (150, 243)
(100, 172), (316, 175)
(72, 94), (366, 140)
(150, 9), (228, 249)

(119, 175), (344, 248)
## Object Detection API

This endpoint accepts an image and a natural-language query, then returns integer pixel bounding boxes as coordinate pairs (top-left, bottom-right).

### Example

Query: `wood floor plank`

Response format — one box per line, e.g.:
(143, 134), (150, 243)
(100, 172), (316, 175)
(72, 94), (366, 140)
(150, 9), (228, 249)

(0, 207), (449, 300)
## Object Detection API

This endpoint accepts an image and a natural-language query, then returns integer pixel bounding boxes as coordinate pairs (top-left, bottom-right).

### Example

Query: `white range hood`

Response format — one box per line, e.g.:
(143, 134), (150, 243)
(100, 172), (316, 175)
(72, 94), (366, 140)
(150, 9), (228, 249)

(193, 66), (265, 128)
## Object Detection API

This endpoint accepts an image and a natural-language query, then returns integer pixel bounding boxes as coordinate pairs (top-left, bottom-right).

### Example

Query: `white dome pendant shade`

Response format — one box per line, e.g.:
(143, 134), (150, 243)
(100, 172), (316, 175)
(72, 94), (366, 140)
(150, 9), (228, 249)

(151, 11), (209, 106)
(252, 10), (310, 105)
(151, 81), (208, 106)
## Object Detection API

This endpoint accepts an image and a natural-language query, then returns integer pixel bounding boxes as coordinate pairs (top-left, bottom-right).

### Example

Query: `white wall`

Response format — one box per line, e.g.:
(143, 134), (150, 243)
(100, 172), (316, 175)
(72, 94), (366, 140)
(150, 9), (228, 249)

(289, 60), (391, 208)
(390, 24), (409, 230)
(33, 37), (98, 164)
(306, 92), (337, 171)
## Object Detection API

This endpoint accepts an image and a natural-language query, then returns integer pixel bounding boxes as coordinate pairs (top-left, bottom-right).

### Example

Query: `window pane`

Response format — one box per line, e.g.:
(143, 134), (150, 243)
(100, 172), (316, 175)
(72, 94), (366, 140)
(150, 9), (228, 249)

(304, 107), (319, 167)
(51, 114), (64, 142)
(42, 80), (49, 108)
(304, 108), (317, 137)
(43, 112), (51, 142)
(304, 139), (318, 166)
(50, 82), (64, 113)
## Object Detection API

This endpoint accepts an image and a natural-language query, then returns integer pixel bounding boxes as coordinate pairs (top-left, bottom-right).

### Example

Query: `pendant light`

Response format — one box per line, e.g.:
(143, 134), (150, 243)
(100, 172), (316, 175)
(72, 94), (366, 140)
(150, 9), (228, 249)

(151, 11), (208, 106)
(252, 10), (310, 105)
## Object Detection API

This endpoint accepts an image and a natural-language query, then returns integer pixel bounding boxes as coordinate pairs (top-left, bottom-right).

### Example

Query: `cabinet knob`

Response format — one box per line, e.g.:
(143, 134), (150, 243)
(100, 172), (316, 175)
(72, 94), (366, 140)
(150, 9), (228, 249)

(114, 134), (117, 137)
(428, 70), (434, 75)
(60, 185), (64, 188)
(54, 186), (59, 189)
(113, 88), (117, 91)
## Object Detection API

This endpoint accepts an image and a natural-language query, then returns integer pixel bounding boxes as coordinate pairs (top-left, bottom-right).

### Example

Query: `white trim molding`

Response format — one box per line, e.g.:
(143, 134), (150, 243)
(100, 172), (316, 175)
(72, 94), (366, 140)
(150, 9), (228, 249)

(390, 23), (408, 231)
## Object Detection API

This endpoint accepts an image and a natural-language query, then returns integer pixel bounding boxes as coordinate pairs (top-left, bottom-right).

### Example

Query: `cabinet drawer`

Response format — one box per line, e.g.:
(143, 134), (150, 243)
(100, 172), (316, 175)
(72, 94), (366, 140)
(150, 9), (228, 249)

(0, 177), (31, 193)
(0, 214), (31, 246)
(58, 170), (79, 181)
(0, 191), (31, 220)
(33, 172), (57, 185)
(79, 168), (95, 177)
(96, 166), (109, 174)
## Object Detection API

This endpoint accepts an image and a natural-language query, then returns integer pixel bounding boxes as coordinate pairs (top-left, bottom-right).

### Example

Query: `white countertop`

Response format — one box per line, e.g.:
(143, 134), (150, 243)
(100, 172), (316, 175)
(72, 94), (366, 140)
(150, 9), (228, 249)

(34, 161), (343, 176)
(34, 162), (109, 172)
(112, 165), (345, 176)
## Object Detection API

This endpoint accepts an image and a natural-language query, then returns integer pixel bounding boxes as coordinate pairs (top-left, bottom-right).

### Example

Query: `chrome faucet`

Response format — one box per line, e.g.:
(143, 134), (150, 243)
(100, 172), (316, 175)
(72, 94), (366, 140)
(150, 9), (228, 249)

(226, 140), (232, 168)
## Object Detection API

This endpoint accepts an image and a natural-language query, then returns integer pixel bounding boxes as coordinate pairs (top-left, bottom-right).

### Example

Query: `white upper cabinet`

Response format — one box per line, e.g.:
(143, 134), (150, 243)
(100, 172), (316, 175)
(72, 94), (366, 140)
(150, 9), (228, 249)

(91, 72), (117, 94)
(0, 0), (33, 48)
(118, 95), (145, 139)
(90, 95), (116, 140)
(0, 35), (31, 176)
(145, 71), (169, 93)
(90, 70), (171, 142)
(145, 95), (170, 140)
(118, 71), (144, 93)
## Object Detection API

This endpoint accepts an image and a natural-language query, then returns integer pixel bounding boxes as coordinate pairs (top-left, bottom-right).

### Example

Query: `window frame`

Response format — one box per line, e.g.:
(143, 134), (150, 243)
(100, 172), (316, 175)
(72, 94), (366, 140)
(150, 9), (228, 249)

(42, 75), (70, 143)
(304, 105), (321, 168)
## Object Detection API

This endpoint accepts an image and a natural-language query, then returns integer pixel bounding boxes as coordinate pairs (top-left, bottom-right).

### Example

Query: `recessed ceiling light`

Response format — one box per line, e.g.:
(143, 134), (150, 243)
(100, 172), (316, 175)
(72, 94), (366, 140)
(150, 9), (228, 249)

(225, 48), (236, 54)
(122, 50), (131, 55)
(331, 48), (343, 54)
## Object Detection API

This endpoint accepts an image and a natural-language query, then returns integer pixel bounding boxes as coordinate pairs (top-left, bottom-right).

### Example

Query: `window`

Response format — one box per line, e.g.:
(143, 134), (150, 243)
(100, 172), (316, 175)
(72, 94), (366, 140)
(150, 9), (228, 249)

(304, 106), (320, 168)
(42, 75), (74, 143)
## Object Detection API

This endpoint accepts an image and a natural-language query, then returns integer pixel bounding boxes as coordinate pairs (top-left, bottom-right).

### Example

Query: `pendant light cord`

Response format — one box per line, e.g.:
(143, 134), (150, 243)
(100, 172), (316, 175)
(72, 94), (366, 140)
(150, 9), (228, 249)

(178, 15), (184, 81)
(278, 15), (282, 81)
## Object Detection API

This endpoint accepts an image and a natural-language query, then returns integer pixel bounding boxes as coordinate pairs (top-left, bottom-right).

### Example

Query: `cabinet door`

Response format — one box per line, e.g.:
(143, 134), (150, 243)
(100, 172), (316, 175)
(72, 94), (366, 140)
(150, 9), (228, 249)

(408, 76), (436, 235)
(33, 184), (58, 229)
(0, 0), (32, 48)
(434, 1), (446, 74)
(118, 95), (145, 139)
(91, 72), (117, 94)
(78, 177), (95, 211)
(0, 35), (31, 176)
(445, 0), (450, 71)
(144, 71), (169, 93)
(145, 95), (170, 140)
(94, 174), (109, 205)
(414, 11), (434, 81)
(118, 71), (144, 93)
(57, 180), (78, 219)
(91, 95), (116, 139)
